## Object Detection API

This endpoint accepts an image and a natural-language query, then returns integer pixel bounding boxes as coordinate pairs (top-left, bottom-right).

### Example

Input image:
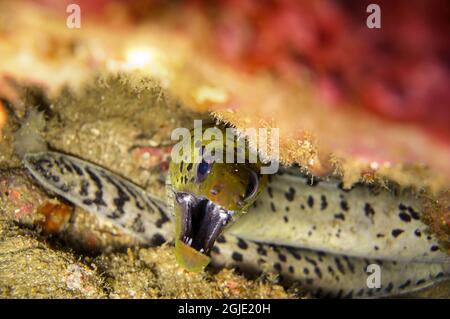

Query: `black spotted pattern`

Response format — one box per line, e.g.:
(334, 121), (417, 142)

(320, 195), (328, 210)
(284, 187), (295, 201)
(391, 229), (404, 238)
(307, 196), (314, 208)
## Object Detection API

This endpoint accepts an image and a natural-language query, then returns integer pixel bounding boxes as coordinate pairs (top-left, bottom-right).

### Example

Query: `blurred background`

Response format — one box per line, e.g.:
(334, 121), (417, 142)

(0, 0), (449, 187)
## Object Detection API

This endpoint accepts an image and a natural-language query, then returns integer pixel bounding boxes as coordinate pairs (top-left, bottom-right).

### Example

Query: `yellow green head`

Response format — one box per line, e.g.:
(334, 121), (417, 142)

(169, 126), (267, 271)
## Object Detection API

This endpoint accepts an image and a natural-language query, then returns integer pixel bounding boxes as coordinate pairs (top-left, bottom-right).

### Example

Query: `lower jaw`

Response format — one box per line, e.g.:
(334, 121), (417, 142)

(175, 239), (211, 272)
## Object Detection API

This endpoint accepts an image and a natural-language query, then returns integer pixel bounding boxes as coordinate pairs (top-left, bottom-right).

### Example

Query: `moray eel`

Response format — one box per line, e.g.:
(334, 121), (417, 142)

(167, 128), (267, 271)
(23, 142), (450, 298)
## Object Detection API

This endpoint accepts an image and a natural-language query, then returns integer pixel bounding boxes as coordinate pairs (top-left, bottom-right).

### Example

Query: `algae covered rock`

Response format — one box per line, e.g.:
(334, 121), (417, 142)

(0, 217), (106, 298)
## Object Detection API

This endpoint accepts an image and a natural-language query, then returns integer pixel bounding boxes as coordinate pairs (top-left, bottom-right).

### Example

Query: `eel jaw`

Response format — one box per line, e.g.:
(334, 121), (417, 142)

(175, 192), (235, 255)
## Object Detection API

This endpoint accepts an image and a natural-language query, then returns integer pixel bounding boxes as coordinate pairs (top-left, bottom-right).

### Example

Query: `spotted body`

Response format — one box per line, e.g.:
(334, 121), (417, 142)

(24, 152), (172, 246)
(23, 151), (450, 298)
(230, 168), (448, 263)
(212, 234), (448, 298)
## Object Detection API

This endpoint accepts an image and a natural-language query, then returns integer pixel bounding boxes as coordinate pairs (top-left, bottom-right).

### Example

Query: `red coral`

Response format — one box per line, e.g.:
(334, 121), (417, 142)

(202, 0), (450, 143)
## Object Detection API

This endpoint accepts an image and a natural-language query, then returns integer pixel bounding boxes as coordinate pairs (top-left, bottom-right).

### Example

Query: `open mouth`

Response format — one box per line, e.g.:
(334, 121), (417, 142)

(175, 192), (235, 254)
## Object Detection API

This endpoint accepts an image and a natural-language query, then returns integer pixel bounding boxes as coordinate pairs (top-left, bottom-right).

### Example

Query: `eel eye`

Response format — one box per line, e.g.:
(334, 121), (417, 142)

(197, 159), (212, 182)
(244, 171), (259, 200)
